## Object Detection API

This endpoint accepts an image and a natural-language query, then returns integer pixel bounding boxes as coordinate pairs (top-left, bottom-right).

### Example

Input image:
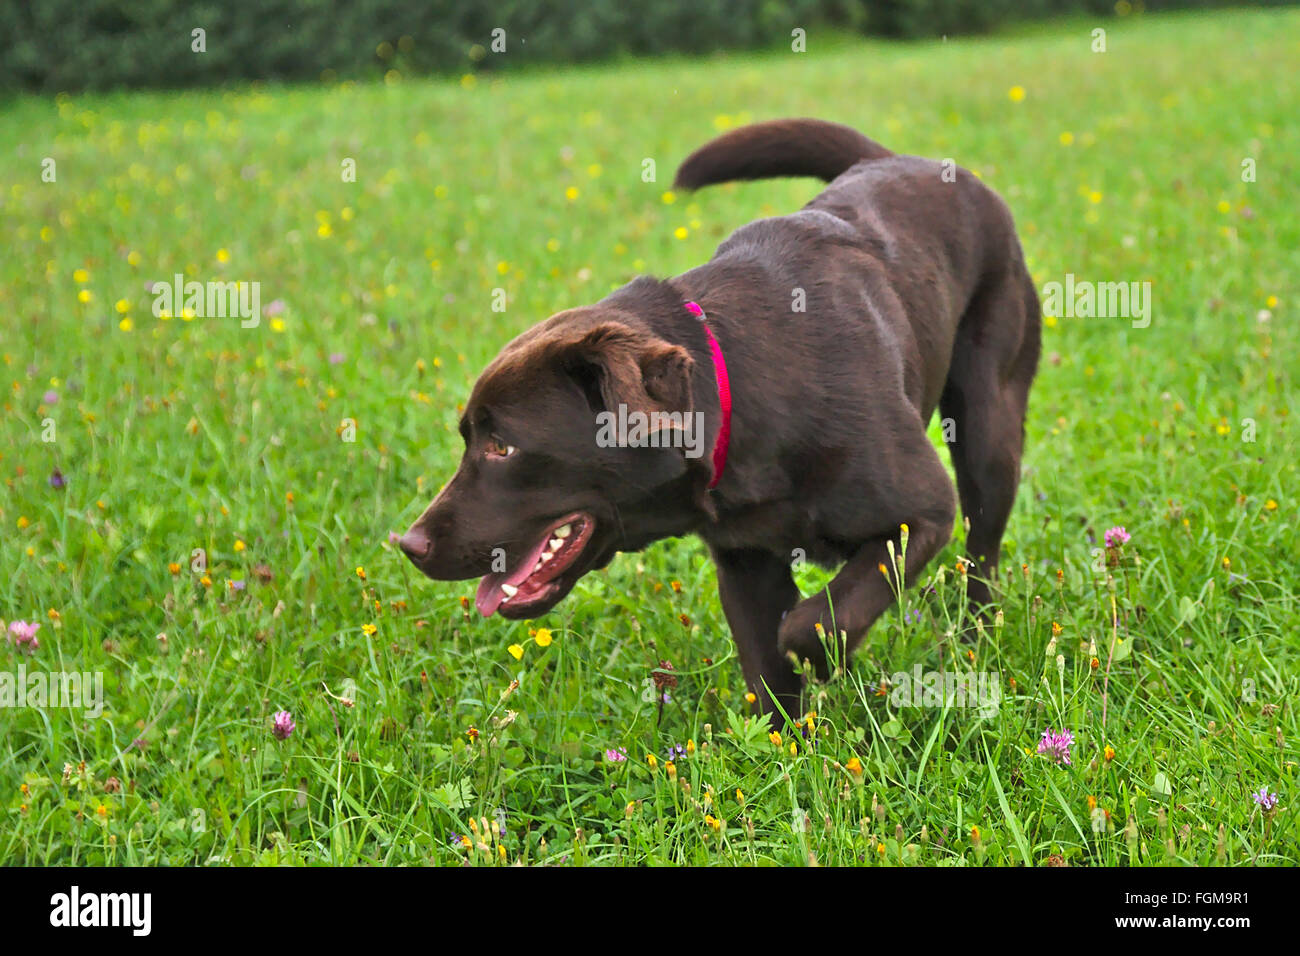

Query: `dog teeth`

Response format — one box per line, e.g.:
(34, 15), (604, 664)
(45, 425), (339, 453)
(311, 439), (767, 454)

(501, 584), (518, 598)
(555, 524), (572, 539)
(547, 537), (562, 553)
(540, 552), (553, 564)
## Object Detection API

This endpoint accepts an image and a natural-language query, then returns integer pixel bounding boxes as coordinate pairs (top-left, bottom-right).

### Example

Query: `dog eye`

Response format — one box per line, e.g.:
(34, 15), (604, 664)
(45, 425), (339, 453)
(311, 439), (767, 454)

(486, 436), (517, 459)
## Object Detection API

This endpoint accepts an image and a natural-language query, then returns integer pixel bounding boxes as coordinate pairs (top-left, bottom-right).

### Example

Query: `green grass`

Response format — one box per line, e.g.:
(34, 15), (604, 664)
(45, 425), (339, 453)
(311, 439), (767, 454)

(2, 8), (1297, 866)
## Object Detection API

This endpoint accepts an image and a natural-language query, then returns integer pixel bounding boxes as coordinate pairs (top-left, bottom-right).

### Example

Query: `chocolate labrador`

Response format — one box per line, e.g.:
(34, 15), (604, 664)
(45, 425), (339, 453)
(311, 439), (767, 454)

(399, 118), (1040, 720)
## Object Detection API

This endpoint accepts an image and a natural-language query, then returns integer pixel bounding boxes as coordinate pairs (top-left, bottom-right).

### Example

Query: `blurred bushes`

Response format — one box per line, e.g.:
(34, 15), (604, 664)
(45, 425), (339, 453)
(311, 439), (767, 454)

(0, 0), (1286, 91)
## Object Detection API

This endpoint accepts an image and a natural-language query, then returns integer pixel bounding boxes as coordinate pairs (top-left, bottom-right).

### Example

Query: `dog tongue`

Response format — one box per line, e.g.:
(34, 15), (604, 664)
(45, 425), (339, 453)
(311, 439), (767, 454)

(475, 573), (511, 617)
(474, 533), (554, 617)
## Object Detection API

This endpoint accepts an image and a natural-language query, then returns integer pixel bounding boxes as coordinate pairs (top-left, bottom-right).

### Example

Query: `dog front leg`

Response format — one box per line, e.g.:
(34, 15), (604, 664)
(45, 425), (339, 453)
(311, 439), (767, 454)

(711, 547), (803, 724)
(777, 512), (953, 680)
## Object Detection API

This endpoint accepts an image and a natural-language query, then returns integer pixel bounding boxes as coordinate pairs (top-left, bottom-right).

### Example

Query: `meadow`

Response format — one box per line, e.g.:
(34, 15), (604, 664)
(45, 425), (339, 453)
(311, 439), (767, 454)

(1, 8), (1297, 866)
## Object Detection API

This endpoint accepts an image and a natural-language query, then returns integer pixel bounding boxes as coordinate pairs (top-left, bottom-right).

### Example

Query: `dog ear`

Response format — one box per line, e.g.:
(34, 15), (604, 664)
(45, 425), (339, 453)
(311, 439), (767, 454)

(560, 323), (695, 422)
(639, 340), (694, 415)
(558, 321), (716, 518)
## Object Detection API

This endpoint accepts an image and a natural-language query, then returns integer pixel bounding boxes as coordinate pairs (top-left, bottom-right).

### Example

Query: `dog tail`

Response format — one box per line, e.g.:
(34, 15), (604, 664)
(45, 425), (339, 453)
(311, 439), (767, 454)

(673, 118), (892, 190)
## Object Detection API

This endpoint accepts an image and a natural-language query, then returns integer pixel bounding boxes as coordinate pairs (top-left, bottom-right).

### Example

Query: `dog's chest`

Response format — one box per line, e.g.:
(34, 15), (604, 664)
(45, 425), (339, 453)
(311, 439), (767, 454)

(702, 502), (855, 568)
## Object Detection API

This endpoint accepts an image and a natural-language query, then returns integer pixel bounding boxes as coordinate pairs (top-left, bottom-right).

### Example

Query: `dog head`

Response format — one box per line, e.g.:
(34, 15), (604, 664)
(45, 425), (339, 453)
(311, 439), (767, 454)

(399, 300), (710, 618)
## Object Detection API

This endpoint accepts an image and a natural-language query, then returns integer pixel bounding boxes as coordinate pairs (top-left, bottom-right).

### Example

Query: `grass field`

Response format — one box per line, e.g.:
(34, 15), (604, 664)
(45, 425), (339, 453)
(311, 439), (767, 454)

(2, 8), (1297, 866)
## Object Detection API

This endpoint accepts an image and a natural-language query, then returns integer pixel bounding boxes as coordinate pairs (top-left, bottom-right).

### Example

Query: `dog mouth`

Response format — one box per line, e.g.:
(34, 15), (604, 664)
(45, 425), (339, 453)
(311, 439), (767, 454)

(475, 512), (595, 618)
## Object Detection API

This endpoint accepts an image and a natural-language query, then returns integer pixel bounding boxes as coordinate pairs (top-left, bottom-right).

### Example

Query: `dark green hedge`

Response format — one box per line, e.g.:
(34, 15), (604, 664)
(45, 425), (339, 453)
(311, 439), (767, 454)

(0, 0), (1285, 92)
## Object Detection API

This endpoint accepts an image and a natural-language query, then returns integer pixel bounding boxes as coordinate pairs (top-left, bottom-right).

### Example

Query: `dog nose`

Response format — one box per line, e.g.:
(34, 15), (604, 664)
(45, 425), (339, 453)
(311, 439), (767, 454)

(398, 528), (432, 561)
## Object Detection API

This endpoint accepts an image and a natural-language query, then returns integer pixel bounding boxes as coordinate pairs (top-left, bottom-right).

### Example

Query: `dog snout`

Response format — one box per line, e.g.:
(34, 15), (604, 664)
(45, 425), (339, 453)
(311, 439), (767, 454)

(398, 527), (433, 562)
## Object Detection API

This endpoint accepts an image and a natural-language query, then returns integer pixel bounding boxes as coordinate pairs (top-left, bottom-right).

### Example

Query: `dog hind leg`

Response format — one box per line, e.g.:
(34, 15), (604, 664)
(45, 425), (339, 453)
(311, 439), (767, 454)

(940, 266), (1041, 615)
(777, 440), (956, 679)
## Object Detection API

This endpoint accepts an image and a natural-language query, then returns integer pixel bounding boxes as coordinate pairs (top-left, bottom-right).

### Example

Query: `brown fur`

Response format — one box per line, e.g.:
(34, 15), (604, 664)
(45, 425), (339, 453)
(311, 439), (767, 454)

(400, 118), (1040, 721)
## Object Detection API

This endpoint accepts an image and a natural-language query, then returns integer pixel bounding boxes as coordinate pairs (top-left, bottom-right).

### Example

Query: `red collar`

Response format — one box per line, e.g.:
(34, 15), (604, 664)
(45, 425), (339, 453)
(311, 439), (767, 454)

(684, 301), (731, 489)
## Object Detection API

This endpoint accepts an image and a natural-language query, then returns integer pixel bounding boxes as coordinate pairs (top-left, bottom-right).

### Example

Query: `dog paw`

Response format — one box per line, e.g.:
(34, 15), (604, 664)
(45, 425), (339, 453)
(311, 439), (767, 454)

(777, 600), (836, 681)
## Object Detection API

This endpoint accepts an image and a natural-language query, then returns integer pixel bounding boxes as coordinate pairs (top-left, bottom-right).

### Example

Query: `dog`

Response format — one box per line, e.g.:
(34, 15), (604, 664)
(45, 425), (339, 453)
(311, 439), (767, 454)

(399, 118), (1040, 720)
